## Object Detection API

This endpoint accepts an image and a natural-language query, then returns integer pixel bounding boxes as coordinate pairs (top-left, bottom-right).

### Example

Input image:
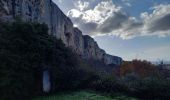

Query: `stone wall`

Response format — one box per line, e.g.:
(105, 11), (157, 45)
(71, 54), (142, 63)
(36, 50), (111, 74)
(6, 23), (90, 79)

(0, 0), (123, 65)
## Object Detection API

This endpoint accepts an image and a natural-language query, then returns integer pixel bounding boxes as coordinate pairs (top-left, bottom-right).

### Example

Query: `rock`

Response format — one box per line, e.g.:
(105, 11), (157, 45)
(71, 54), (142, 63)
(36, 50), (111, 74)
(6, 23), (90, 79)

(104, 54), (123, 65)
(73, 28), (84, 57)
(96, 48), (105, 61)
(83, 35), (97, 59)
(51, 2), (76, 48)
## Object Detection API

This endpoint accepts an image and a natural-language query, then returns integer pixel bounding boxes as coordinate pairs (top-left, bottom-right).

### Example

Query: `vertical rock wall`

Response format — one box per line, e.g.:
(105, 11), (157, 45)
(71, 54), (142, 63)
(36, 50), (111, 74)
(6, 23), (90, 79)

(73, 28), (84, 57)
(51, 2), (75, 48)
(0, 0), (123, 65)
(83, 35), (97, 59)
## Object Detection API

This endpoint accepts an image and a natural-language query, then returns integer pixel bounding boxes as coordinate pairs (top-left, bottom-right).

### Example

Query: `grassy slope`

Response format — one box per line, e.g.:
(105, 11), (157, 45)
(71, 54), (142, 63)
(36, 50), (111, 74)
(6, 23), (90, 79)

(32, 91), (137, 100)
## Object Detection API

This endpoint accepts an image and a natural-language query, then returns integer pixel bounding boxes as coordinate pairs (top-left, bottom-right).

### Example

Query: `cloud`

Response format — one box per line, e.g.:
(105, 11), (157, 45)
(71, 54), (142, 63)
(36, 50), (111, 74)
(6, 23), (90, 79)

(58, 0), (62, 3)
(119, 4), (170, 39)
(67, 0), (170, 39)
(141, 4), (170, 34)
(98, 12), (128, 33)
(121, 0), (132, 7)
(68, 0), (123, 35)
(75, 0), (89, 11)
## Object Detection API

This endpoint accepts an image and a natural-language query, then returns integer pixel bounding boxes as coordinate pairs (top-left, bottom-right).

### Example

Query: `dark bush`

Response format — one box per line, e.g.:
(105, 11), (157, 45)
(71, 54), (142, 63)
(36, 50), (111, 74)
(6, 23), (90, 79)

(130, 77), (170, 99)
(0, 20), (82, 100)
(88, 76), (128, 94)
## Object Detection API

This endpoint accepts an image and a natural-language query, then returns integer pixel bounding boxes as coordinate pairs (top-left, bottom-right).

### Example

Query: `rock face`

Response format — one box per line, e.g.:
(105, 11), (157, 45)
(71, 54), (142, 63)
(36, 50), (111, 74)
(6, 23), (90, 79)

(0, 0), (123, 65)
(104, 54), (123, 65)
(83, 35), (105, 61)
(73, 28), (84, 57)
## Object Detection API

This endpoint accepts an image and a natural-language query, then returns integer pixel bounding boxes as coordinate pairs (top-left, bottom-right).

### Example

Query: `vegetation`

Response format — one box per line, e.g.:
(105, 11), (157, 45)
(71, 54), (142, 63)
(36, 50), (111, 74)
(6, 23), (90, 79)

(0, 20), (85, 100)
(120, 60), (158, 77)
(0, 20), (170, 100)
(32, 90), (137, 100)
(85, 60), (170, 100)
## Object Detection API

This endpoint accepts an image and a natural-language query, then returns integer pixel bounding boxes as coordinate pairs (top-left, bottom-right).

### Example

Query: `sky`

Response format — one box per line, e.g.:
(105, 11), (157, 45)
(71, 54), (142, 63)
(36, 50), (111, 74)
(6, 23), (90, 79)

(52, 0), (170, 61)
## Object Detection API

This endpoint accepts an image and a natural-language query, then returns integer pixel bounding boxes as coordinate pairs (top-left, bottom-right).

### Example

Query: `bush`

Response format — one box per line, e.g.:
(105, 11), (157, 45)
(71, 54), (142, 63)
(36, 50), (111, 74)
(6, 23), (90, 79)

(130, 77), (170, 99)
(0, 20), (82, 100)
(0, 21), (46, 100)
(88, 76), (128, 94)
(120, 60), (157, 78)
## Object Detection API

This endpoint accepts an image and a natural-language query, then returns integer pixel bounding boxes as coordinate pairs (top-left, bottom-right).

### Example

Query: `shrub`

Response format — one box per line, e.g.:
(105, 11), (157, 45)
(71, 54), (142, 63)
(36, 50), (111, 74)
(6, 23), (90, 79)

(130, 77), (170, 99)
(120, 60), (157, 78)
(88, 76), (128, 94)
(0, 20), (82, 99)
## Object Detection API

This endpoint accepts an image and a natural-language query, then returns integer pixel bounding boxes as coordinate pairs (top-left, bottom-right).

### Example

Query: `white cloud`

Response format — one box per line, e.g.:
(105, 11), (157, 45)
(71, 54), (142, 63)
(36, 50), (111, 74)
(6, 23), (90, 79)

(69, 0), (121, 23)
(75, 0), (89, 11)
(68, 0), (123, 35)
(67, 9), (82, 18)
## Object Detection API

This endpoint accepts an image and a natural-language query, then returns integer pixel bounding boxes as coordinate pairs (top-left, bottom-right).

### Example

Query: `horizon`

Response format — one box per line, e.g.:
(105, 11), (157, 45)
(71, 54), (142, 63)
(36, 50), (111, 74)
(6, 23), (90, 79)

(52, 0), (170, 61)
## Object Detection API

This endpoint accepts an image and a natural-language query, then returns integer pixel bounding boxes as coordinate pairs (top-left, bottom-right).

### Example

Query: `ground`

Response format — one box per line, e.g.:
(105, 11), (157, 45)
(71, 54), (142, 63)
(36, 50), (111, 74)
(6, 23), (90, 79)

(32, 90), (137, 100)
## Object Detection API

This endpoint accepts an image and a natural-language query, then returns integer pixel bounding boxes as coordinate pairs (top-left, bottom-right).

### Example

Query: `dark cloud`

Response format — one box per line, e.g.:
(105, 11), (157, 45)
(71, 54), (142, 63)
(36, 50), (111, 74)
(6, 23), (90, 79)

(79, 22), (98, 35)
(98, 12), (128, 33)
(123, 20), (143, 31)
(149, 14), (170, 32)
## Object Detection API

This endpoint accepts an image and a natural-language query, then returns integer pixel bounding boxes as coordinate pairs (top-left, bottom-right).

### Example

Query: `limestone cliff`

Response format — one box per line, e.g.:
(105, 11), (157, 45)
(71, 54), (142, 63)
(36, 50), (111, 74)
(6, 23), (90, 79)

(73, 28), (84, 57)
(83, 35), (105, 61)
(104, 54), (123, 65)
(0, 0), (123, 65)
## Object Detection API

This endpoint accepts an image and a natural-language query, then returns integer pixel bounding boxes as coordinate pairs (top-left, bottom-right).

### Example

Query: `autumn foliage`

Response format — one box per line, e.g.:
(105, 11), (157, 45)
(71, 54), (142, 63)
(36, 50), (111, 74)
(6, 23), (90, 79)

(120, 59), (156, 77)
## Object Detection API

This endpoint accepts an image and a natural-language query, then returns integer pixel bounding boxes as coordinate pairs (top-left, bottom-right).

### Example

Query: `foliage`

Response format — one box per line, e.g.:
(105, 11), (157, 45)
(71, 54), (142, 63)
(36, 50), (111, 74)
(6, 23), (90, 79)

(0, 20), (81, 100)
(32, 90), (137, 100)
(87, 59), (170, 99)
(0, 21), (48, 100)
(120, 60), (158, 77)
(128, 77), (170, 99)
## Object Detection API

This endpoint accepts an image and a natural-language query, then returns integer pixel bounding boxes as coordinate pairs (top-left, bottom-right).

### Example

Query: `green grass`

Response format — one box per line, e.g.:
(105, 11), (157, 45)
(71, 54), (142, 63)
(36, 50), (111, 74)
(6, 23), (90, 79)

(32, 90), (137, 100)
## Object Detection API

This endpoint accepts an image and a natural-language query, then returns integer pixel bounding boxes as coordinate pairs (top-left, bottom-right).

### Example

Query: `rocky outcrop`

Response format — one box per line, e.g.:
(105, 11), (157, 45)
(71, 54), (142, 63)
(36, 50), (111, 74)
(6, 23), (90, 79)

(73, 28), (84, 57)
(83, 35), (97, 59)
(0, 0), (123, 65)
(51, 2), (75, 48)
(104, 54), (123, 65)
(83, 35), (105, 61)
